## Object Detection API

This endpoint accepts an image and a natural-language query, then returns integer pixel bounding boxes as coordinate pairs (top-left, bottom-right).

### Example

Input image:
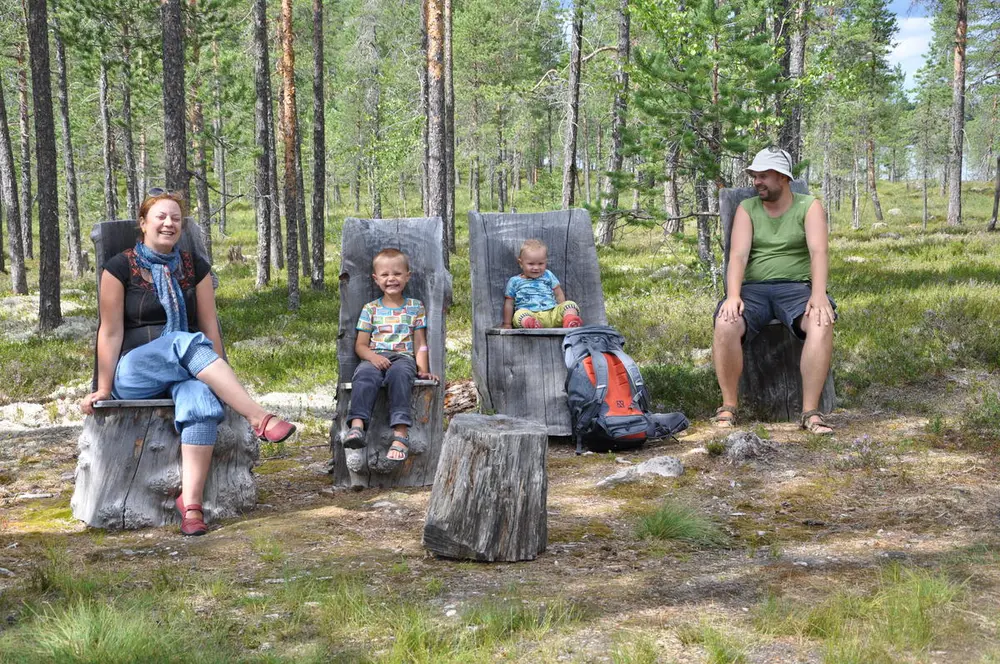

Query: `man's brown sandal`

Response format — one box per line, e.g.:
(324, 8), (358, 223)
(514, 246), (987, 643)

(711, 405), (738, 428)
(800, 409), (833, 435)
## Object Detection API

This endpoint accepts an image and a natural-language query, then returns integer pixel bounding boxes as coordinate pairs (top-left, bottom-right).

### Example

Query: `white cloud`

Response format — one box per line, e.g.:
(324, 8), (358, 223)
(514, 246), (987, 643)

(889, 16), (933, 91)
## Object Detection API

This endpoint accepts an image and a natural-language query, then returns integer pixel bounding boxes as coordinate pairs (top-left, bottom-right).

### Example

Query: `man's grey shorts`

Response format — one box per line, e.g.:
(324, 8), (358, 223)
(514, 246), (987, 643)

(713, 281), (837, 343)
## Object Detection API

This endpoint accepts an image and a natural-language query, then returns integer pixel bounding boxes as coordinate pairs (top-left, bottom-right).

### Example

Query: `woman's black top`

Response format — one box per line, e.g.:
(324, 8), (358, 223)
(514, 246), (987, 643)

(103, 248), (212, 355)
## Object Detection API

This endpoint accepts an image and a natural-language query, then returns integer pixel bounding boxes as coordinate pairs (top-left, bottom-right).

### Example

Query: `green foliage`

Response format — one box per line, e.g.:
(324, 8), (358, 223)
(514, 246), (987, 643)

(635, 501), (728, 546)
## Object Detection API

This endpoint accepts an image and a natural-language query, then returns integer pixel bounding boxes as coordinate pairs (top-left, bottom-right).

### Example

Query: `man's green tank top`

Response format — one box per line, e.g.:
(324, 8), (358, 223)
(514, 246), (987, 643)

(741, 193), (815, 283)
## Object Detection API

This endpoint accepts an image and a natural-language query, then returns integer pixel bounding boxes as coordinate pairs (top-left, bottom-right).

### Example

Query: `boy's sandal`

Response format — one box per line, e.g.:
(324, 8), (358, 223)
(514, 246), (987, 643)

(343, 426), (367, 449)
(711, 405), (738, 428)
(253, 413), (296, 443)
(800, 409), (834, 435)
(387, 435), (410, 463)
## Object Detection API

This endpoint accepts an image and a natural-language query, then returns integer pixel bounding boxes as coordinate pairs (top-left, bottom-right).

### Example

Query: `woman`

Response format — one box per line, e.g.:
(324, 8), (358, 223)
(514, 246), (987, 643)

(80, 191), (295, 536)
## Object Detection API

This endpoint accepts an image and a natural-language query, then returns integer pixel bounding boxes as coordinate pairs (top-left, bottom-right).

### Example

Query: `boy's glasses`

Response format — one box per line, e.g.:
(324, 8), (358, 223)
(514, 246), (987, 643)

(146, 187), (182, 197)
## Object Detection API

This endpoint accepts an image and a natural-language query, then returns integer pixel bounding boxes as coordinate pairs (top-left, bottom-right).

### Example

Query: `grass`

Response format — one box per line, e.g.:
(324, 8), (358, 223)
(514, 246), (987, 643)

(634, 500), (728, 546)
(753, 563), (967, 662)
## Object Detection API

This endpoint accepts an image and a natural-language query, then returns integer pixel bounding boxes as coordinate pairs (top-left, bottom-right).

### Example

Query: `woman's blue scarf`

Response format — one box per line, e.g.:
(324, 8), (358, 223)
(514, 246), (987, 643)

(133, 242), (188, 335)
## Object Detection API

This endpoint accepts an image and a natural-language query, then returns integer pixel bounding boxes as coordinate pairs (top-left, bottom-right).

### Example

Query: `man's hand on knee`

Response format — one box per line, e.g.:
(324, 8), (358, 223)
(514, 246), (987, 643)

(717, 296), (744, 324)
(804, 293), (835, 328)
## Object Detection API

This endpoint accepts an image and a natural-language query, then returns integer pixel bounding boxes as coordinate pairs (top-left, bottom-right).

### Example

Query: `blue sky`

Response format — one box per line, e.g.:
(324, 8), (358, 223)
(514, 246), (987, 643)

(887, 0), (933, 91)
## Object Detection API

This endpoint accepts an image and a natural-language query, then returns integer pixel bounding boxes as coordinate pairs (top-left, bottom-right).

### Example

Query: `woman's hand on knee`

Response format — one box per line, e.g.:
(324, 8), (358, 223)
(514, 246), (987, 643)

(80, 389), (112, 415)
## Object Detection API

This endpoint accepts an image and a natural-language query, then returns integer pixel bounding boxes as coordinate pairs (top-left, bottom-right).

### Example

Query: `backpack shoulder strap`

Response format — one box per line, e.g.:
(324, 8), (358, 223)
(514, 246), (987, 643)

(588, 343), (610, 407)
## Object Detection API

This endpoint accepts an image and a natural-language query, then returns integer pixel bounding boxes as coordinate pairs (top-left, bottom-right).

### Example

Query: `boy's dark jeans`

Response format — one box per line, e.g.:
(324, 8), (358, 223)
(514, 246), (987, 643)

(348, 352), (417, 429)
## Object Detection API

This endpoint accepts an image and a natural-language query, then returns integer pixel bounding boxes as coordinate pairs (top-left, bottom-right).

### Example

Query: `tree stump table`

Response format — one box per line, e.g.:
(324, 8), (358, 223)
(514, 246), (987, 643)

(719, 181), (836, 421)
(329, 216), (452, 488)
(71, 220), (259, 529)
(468, 209), (607, 435)
(423, 414), (548, 562)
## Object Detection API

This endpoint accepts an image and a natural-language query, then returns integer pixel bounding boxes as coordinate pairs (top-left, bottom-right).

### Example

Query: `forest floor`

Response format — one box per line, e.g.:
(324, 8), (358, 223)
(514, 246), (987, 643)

(3, 182), (1000, 662)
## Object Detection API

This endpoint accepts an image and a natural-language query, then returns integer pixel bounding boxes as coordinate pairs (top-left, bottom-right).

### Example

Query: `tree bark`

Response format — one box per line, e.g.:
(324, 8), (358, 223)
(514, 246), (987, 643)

(443, 0), (455, 252)
(851, 149), (860, 230)
(120, 33), (139, 221)
(866, 136), (883, 222)
(26, 0), (61, 331)
(778, 0), (807, 163)
(188, 0), (212, 259)
(311, 0), (325, 290)
(17, 42), (33, 259)
(946, 0), (967, 225)
(295, 119), (310, 277)
(989, 155), (1000, 231)
(161, 0), (188, 201)
(582, 113), (591, 204)
(252, 0), (272, 286)
(419, 0), (429, 217)
(98, 58), (118, 222)
(51, 0), (82, 278)
(426, 0), (447, 266)
(0, 76), (28, 293)
(280, 0), (300, 310)
(268, 65), (284, 271)
(596, 0), (629, 245)
(560, 1), (583, 210)
(139, 130), (148, 197)
(663, 144), (681, 234)
(211, 40), (227, 235)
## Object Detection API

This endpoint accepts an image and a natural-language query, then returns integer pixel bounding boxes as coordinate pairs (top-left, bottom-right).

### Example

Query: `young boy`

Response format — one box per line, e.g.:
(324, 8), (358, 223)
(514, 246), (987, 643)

(502, 239), (583, 329)
(343, 248), (438, 461)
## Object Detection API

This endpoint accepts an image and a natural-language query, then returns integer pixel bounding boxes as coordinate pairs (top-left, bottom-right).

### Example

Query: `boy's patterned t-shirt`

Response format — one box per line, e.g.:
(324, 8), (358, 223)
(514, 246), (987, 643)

(356, 297), (426, 355)
(504, 269), (560, 312)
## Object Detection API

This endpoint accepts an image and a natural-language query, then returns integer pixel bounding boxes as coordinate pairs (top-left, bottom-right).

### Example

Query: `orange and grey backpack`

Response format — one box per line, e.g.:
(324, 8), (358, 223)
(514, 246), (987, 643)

(563, 326), (689, 454)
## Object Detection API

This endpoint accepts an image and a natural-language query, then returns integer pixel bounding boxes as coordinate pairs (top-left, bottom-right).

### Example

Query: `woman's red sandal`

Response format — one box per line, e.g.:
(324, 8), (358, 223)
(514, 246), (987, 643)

(175, 495), (208, 536)
(253, 413), (296, 443)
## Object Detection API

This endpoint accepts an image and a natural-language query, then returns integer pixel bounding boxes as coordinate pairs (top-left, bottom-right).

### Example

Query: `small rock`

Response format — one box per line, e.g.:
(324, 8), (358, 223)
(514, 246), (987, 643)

(15, 492), (55, 501)
(264, 614), (281, 620)
(843, 255), (867, 263)
(60, 472), (75, 481)
(689, 348), (713, 367)
(371, 501), (397, 510)
(246, 591), (265, 598)
(887, 208), (902, 216)
(169, 551), (179, 557)
(723, 431), (777, 464)
(0, 568), (14, 577)
(615, 458), (631, 465)
(597, 455), (684, 488)
(870, 221), (887, 229)
(445, 609), (457, 617)
(259, 642), (273, 652)
(319, 487), (336, 497)
(123, 549), (136, 556)
(307, 462), (332, 476)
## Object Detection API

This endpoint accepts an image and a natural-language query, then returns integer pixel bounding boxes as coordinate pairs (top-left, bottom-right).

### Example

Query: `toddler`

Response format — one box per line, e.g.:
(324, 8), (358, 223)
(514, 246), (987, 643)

(502, 239), (583, 329)
(343, 248), (438, 462)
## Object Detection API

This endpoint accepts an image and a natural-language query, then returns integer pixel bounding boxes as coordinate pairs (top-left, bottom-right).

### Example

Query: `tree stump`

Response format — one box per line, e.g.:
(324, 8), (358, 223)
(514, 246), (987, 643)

(719, 181), (836, 421)
(423, 414), (548, 562)
(71, 404), (257, 529)
(329, 216), (452, 488)
(468, 209), (606, 435)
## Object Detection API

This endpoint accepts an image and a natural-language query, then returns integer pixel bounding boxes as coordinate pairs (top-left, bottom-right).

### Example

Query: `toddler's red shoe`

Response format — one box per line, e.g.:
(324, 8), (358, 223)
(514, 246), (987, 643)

(563, 314), (583, 328)
(520, 316), (541, 328)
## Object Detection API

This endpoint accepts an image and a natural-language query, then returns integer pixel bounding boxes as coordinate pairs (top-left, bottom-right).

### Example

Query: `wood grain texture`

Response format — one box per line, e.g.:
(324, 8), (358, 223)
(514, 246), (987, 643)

(328, 217), (452, 488)
(718, 181), (836, 421)
(468, 209), (605, 429)
(71, 406), (257, 529)
(423, 414), (548, 561)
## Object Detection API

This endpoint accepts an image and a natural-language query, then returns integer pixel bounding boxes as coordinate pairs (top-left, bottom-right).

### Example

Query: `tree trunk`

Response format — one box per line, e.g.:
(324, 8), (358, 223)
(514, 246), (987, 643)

(252, 0), (272, 286)
(443, 0), (455, 252)
(17, 43), (33, 259)
(822, 120), (831, 230)
(99, 58), (118, 222)
(295, 120), (310, 277)
(560, 1), (583, 210)
(188, 1), (212, 259)
(779, 0), (807, 163)
(426, 0), (447, 266)
(120, 35), (139, 221)
(161, 0), (189, 201)
(211, 40), (227, 235)
(946, 0), (967, 225)
(0, 75), (27, 293)
(663, 144), (681, 234)
(866, 136), (884, 222)
(546, 106), (553, 174)
(26, 0), (61, 331)
(139, 130), (148, 197)
(851, 150), (860, 230)
(51, 0), (82, 278)
(423, 414), (548, 562)
(582, 113), (591, 205)
(695, 179), (711, 266)
(268, 76), (283, 270)
(989, 155), (1000, 231)
(311, 0), (325, 290)
(472, 154), (480, 211)
(280, 0), (300, 310)
(596, 0), (629, 245)
(923, 160), (930, 230)
(360, 2), (382, 220)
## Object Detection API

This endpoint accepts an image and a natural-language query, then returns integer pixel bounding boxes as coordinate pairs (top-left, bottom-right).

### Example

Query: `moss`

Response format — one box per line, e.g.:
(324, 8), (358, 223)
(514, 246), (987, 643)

(254, 459), (300, 475)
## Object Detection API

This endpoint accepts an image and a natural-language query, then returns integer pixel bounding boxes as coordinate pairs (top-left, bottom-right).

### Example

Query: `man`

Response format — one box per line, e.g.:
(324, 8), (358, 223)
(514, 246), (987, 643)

(712, 147), (835, 435)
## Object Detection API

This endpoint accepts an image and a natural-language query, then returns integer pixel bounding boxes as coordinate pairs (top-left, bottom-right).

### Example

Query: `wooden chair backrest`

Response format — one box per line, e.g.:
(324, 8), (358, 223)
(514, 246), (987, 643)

(468, 209), (607, 329)
(336, 217), (452, 383)
(718, 179), (810, 293)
